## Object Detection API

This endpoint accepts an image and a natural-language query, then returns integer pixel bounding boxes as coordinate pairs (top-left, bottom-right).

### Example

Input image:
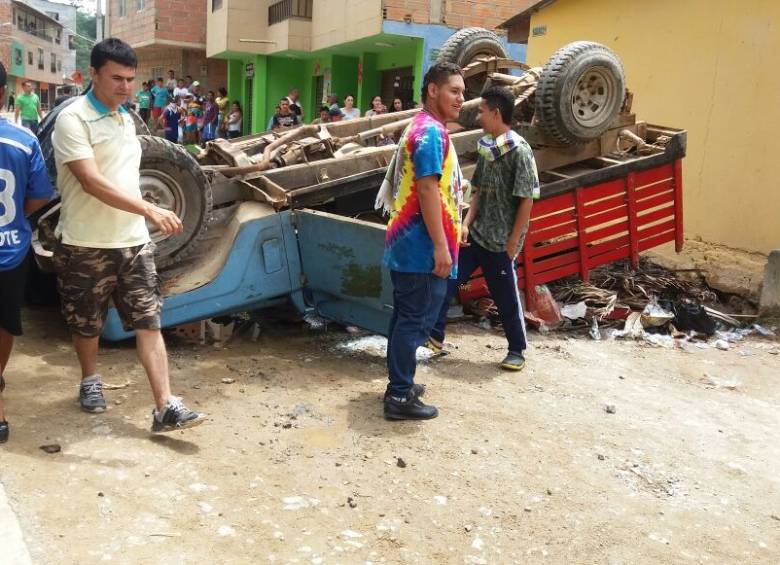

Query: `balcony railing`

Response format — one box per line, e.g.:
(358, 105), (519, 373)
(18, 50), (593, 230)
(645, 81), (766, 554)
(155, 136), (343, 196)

(268, 0), (313, 26)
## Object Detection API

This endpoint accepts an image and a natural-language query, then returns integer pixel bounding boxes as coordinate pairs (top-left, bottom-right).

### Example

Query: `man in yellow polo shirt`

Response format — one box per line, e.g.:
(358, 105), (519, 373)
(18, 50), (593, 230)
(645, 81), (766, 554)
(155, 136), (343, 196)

(52, 38), (204, 433)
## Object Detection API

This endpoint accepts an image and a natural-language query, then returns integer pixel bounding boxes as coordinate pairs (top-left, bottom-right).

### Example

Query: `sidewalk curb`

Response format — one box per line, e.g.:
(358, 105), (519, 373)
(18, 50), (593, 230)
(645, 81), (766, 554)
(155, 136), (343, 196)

(0, 482), (33, 565)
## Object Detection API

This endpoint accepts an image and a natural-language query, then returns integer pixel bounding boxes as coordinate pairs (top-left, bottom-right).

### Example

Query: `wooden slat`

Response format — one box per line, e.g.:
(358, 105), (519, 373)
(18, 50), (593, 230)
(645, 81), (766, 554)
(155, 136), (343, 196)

(639, 230), (676, 252)
(534, 263), (580, 285)
(534, 235), (579, 258)
(637, 205), (675, 226)
(590, 245), (631, 267)
(638, 219), (676, 239)
(634, 178), (673, 200)
(588, 235), (630, 259)
(529, 208), (577, 230)
(635, 163), (674, 186)
(533, 250), (580, 273)
(585, 219), (629, 243)
(636, 191), (674, 213)
(528, 221), (578, 244)
(531, 193), (575, 216)
(582, 192), (626, 217)
(581, 178), (625, 201)
(583, 204), (629, 229)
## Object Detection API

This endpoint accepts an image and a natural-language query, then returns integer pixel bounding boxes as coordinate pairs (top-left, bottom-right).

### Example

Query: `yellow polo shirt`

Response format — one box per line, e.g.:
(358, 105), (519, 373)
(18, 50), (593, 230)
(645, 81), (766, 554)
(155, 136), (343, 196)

(52, 92), (149, 248)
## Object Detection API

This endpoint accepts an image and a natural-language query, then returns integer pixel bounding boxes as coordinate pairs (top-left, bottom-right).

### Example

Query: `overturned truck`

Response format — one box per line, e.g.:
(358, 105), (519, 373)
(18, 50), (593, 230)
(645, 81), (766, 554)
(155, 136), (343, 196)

(34, 29), (686, 340)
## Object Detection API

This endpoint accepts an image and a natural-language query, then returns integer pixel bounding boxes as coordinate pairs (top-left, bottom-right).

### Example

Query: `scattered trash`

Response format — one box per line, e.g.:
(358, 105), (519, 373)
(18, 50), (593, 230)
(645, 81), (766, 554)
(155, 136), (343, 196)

(528, 285), (563, 329)
(589, 317), (602, 340)
(703, 375), (740, 390)
(605, 404), (616, 414)
(39, 444), (61, 454)
(434, 495), (448, 506)
(640, 297), (674, 328)
(671, 299), (716, 335)
(347, 496), (357, 509)
(752, 324), (776, 337)
(221, 377), (236, 384)
(560, 301), (587, 320)
(714, 340), (730, 351)
(217, 525), (236, 537)
(396, 457), (407, 468)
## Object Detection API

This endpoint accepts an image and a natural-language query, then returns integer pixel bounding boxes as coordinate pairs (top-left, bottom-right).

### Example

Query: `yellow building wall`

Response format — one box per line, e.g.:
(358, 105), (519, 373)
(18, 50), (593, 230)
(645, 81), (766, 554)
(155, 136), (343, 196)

(526, 0), (780, 254)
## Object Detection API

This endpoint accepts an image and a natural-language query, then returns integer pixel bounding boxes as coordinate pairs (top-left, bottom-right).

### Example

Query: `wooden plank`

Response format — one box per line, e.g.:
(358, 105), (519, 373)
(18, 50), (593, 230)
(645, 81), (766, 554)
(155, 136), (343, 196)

(531, 192), (576, 216)
(588, 235), (630, 259)
(533, 250), (580, 273)
(638, 219), (676, 239)
(575, 187), (590, 280)
(674, 159), (684, 252)
(528, 221), (578, 244)
(585, 220), (629, 244)
(626, 172), (639, 269)
(534, 263), (580, 285)
(581, 178), (625, 201)
(634, 178), (673, 200)
(634, 163), (674, 186)
(639, 230), (676, 252)
(636, 191), (674, 213)
(637, 205), (675, 227)
(583, 204), (629, 229)
(582, 192), (626, 217)
(590, 245), (631, 268)
(533, 235), (579, 258)
(529, 208), (577, 230)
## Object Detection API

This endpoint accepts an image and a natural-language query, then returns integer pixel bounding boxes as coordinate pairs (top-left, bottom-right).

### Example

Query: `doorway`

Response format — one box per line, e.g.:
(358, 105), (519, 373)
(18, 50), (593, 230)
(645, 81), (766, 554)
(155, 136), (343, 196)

(380, 67), (414, 110)
(312, 75), (324, 117)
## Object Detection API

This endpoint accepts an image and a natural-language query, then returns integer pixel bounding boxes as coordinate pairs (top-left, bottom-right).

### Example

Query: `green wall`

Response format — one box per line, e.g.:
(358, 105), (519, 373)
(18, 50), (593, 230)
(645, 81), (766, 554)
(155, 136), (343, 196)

(331, 55), (359, 113)
(359, 52), (380, 113)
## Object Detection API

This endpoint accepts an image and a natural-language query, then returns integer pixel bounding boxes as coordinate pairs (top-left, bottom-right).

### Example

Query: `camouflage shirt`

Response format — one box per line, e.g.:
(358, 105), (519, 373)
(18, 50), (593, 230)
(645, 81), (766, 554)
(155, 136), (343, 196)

(469, 135), (540, 254)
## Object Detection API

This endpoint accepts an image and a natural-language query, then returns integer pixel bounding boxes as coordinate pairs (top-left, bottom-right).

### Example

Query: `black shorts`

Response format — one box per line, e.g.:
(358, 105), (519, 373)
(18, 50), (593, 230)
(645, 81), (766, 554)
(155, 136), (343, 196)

(0, 256), (30, 336)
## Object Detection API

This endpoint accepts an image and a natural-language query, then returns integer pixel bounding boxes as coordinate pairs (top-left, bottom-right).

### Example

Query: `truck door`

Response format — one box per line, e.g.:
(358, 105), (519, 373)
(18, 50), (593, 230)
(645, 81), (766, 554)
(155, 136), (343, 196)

(292, 209), (393, 335)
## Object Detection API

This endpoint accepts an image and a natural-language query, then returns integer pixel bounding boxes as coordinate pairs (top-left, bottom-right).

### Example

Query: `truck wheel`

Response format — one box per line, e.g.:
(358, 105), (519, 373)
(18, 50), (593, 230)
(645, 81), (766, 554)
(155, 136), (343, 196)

(536, 41), (625, 145)
(138, 135), (213, 269)
(437, 27), (508, 98)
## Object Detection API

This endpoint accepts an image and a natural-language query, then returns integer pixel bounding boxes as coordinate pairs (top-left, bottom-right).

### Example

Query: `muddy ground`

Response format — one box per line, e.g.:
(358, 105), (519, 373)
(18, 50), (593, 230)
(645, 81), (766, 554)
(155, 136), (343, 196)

(1, 306), (779, 565)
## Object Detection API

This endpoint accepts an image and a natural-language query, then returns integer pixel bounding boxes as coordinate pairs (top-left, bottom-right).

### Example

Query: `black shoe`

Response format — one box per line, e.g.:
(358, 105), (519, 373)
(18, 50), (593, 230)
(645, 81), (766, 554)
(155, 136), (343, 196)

(384, 393), (438, 421)
(384, 383), (426, 401)
(151, 396), (204, 433)
(0, 421), (8, 444)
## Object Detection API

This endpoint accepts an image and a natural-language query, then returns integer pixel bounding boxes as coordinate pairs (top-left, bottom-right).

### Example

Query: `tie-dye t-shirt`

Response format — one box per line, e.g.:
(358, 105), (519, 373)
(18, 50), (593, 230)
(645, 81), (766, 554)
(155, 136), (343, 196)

(383, 111), (463, 277)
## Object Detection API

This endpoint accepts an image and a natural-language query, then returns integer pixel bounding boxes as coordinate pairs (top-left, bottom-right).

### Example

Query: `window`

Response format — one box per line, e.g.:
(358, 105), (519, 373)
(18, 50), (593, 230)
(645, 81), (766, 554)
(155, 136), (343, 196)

(38, 48), (44, 70)
(14, 48), (23, 67)
(119, 0), (127, 17)
(57, 60), (62, 72)
(137, 0), (145, 10)
(51, 53), (57, 74)
(212, 0), (223, 11)
(28, 51), (33, 65)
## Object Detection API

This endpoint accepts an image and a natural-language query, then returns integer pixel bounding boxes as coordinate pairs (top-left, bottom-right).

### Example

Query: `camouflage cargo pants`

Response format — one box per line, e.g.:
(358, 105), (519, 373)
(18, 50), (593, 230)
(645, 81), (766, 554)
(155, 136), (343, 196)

(52, 242), (162, 337)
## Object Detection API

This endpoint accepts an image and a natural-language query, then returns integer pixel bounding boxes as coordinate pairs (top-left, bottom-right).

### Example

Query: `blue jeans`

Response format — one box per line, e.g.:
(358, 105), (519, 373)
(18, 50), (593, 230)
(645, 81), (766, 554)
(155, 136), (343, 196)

(387, 271), (448, 397)
(432, 237), (527, 355)
(21, 119), (39, 135)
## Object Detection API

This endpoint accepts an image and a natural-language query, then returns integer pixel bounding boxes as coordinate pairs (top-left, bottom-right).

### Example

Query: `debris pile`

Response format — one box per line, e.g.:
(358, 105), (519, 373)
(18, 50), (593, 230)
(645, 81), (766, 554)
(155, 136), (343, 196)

(521, 259), (776, 349)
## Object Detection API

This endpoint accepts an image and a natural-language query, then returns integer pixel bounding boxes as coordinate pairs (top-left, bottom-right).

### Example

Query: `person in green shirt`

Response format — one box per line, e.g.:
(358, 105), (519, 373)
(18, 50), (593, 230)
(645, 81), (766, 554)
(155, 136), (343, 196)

(14, 80), (42, 135)
(429, 85), (540, 371)
(135, 81), (152, 125)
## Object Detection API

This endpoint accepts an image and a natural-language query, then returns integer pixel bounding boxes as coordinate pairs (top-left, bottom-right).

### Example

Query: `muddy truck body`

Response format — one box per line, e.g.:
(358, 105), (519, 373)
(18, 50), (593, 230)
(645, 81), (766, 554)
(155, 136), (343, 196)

(32, 30), (686, 340)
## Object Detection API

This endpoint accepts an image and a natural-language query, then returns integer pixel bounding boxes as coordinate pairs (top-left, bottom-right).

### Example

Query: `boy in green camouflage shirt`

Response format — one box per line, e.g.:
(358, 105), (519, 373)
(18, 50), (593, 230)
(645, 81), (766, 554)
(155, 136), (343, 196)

(430, 85), (539, 370)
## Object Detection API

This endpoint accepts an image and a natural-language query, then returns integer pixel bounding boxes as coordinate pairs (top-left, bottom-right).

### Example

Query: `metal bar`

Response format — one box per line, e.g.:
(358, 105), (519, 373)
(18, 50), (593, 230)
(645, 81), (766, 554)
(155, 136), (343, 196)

(673, 158), (684, 252)
(625, 172), (639, 270)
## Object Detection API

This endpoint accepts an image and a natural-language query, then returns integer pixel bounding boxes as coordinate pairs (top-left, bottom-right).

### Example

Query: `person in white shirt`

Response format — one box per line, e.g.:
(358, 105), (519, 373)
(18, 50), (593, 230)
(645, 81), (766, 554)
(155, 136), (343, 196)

(51, 38), (204, 433)
(341, 94), (360, 120)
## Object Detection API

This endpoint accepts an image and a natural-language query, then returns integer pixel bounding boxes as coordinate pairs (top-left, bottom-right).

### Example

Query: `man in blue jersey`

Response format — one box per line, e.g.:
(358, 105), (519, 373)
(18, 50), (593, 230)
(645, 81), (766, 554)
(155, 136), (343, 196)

(0, 62), (55, 443)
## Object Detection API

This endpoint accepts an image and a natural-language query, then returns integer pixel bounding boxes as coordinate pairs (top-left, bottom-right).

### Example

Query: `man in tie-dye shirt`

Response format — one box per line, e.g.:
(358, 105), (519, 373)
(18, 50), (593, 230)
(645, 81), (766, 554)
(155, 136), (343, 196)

(382, 62), (465, 421)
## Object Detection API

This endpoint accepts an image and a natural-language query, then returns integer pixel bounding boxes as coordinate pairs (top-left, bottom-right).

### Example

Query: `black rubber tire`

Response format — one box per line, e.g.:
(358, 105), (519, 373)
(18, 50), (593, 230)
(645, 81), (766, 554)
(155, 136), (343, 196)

(437, 27), (508, 99)
(137, 135), (213, 269)
(535, 41), (625, 145)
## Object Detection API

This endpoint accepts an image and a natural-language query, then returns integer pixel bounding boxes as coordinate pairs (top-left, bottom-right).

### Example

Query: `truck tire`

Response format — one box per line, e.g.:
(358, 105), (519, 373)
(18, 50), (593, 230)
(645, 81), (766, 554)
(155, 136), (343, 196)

(536, 41), (625, 145)
(38, 95), (150, 186)
(138, 135), (213, 269)
(437, 27), (508, 98)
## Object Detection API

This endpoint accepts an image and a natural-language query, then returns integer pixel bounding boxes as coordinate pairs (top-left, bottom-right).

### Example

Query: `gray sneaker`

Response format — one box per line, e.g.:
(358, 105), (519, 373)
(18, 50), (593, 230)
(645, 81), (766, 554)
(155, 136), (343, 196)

(151, 396), (204, 433)
(79, 377), (107, 413)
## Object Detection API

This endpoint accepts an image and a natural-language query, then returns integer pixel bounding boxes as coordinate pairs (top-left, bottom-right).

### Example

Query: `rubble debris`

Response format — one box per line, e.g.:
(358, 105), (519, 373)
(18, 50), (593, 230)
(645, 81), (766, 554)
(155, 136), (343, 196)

(605, 404), (617, 414)
(39, 444), (61, 454)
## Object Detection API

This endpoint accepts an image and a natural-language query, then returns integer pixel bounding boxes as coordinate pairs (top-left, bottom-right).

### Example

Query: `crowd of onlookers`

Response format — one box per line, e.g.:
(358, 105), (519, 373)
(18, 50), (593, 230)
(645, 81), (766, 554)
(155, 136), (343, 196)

(130, 71), (413, 146)
(132, 69), (242, 146)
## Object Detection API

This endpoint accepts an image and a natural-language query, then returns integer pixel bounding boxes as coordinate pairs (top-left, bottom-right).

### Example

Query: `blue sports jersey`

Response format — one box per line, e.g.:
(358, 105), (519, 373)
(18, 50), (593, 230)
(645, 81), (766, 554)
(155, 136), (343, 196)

(0, 117), (54, 271)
